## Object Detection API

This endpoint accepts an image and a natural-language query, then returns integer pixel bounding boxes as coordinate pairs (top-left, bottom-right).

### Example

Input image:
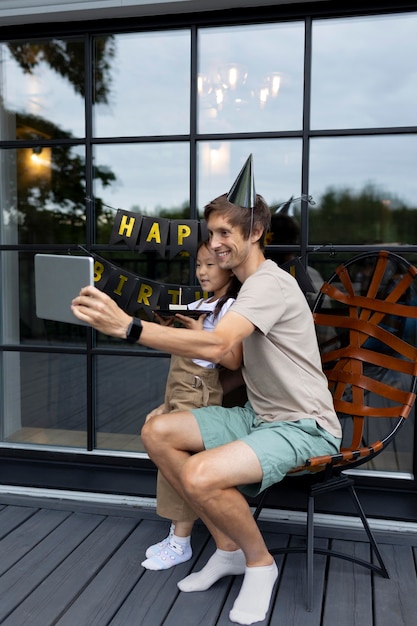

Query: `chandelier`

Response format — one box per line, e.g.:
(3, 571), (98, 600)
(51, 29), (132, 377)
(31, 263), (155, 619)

(198, 63), (281, 114)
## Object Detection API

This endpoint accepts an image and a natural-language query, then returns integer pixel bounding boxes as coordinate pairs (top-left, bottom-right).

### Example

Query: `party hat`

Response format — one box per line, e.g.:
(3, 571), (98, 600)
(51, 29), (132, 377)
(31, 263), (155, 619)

(227, 154), (256, 208)
(274, 196), (294, 214)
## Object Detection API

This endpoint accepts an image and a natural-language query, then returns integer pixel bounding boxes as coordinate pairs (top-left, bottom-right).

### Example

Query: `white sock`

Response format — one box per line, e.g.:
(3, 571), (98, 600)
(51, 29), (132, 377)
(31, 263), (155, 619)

(177, 548), (246, 592)
(229, 562), (278, 625)
(141, 533), (192, 571)
(145, 522), (175, 558)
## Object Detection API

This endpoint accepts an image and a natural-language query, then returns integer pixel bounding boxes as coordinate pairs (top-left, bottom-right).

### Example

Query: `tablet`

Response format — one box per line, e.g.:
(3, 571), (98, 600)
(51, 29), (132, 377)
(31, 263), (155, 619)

(35, 254), (94, 325)
(153, 309), (211, 320)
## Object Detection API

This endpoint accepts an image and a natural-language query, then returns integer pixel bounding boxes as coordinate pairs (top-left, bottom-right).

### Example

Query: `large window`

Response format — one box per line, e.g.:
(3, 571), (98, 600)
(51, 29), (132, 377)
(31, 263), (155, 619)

(0, 8), (415, 482)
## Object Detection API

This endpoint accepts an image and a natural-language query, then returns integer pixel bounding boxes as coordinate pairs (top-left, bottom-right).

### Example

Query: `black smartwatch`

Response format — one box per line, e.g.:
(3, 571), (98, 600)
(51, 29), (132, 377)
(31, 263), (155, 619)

(125, 317), (143, 343)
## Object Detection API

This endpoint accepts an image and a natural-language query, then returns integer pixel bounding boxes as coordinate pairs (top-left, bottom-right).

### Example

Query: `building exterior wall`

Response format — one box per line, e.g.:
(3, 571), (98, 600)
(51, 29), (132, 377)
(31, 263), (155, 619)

(0, 0), (416, 511)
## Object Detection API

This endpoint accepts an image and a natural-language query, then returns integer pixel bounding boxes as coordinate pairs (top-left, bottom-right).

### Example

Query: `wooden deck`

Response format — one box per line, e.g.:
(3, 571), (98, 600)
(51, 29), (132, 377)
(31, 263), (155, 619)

(0, 492), (416, 626)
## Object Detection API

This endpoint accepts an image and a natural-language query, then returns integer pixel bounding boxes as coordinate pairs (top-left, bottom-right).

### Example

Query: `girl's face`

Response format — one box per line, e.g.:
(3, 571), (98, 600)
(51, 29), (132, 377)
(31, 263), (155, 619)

(196, 244), (233, 295)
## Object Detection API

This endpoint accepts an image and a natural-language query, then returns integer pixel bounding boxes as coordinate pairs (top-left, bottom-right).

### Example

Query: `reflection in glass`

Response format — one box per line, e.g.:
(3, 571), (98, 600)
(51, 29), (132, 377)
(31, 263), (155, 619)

(93, 31), (190, 137)
(0, 146), (88, 245)
(197, 139), (302, 212)
(0, 38), (87, 139)
(311, 13), (417, 130)
(96, 354), (170, 452)
(309, 135), (417, 245)
(93, 143), (190, 242)
(3, 352), (87, 448)
(198, 22), (304, 134)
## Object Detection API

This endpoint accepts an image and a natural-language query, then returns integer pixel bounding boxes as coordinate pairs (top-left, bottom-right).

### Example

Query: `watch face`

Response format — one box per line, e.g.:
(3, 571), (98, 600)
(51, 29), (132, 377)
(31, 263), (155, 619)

(126, 318), (142, 342)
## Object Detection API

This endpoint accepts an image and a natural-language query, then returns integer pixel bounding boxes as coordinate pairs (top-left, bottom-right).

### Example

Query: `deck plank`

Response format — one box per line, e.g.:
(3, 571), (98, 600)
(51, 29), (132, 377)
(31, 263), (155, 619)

(0, 508), (71, 577)
(0, 497), (415, 626)
(373, 543), (417, 626)
(270, 535), (327, 625)
(0, 504), (39, 539)
(322, 540), (372, 626)
(3, 515), (138, 626)
(113, 525), (213, 626)
(0, 512), (107, 624)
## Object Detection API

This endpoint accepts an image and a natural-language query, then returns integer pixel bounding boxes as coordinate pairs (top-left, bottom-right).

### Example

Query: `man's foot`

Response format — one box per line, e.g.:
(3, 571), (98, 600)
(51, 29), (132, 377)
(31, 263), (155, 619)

(229, 561), (278, 625)
(177, 548), (246, 592)
(141, 539), (192, 570)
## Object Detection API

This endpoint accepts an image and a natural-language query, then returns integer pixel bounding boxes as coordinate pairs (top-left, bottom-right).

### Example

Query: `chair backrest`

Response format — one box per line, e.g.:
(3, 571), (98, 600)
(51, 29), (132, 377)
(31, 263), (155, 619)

(306, 250), (417, 474)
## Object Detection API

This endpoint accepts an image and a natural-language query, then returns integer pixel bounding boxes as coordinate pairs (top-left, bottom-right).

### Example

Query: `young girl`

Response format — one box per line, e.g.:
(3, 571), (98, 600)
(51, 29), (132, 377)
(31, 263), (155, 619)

(141, 241), (242, 570)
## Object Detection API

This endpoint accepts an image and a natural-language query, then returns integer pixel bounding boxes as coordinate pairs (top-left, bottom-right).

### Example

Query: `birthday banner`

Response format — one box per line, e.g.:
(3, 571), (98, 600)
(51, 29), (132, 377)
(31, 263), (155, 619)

(109, 209), (208, 258)
(91, 251), (208, 319)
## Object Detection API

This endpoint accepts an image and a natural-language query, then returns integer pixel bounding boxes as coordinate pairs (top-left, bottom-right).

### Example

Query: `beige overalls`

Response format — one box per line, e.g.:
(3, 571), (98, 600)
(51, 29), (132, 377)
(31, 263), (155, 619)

(156, 354), (223, 521)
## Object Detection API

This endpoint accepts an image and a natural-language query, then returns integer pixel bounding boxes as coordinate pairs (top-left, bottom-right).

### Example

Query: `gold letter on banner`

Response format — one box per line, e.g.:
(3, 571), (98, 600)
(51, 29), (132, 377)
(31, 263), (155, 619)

(104, 269), (139, 312)
(169, 220), (199, 259)
(139, 216), (169, 257)
(128, 278), (161, 315)
(109, 210), (142, 251)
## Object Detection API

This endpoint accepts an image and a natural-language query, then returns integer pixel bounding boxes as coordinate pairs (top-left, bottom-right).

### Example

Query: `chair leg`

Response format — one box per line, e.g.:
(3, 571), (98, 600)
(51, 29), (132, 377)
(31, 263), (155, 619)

(306, 493), (314, 611)
(347, 484), (389, 578)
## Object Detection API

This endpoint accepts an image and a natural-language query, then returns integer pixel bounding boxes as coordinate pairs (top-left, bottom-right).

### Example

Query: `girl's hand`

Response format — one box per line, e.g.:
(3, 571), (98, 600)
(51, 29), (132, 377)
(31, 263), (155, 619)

(153, 312), (176, 327)
(145, 403), (167, 422)
(175, 312), (207, 330)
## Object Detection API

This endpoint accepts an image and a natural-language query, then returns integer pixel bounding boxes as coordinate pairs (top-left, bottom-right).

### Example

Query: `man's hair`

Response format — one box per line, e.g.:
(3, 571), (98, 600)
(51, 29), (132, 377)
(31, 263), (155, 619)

(203, 193), (271, 250)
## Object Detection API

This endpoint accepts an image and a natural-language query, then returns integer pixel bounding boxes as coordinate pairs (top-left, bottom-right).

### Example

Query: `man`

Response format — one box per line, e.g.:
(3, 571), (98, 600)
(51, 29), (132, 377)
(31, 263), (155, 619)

(72, 155), (342, 625)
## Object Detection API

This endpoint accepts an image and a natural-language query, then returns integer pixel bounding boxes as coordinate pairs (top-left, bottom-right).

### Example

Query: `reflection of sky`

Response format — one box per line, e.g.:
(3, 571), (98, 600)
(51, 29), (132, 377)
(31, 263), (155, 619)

(311, 13), (417, 129)
(3, 44), (85, 137)
(94, 30), (190, 137)
(94, 143), (190, 215)
(2, 12), (417, 212)
(310, 136), (417, 207)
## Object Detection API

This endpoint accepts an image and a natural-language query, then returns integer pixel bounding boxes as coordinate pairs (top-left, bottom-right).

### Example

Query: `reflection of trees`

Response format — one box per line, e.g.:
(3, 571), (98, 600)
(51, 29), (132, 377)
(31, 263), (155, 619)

(6, 38), (117, 243)
(16, 113), (115, 244)
(310, 184), (417, 245)
(8, 38), (115, 103)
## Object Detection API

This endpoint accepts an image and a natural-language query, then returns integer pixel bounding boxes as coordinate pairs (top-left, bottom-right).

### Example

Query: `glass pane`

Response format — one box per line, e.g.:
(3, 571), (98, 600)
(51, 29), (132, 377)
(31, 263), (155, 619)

(311, 13), (417, 129)
(198, 21), (304, 134)
(96, 354), (170, 452)
(309, 135), (417, 245)
(3, 352), (86, 448)
(93, 143), (190, 242)
(197, 139), (302, 212)
(0, 146), (87, 245)
(0, 38), (86, 139)
(93, 31), (190, 137)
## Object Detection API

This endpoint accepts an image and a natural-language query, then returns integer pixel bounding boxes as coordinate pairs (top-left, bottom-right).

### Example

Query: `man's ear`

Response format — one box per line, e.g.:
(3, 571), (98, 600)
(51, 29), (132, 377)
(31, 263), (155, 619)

(250, 224), (264, 244)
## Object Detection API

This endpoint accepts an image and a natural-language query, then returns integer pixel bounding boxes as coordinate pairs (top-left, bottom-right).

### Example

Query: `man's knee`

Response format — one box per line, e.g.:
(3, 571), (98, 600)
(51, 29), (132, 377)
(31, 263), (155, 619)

(141, 413), (171, 453)
(180, 455), (216, 502)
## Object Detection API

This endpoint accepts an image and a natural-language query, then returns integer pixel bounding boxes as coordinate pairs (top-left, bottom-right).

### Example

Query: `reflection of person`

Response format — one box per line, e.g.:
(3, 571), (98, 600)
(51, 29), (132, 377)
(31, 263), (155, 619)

(142, 241), (241, 570)
(71, 155), (342, 625)
(266, 210), (324, 305)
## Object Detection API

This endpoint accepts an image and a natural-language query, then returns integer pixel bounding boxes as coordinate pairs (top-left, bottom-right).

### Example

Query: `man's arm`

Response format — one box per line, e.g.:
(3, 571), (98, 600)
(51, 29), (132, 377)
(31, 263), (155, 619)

(72, 285), (252, 363)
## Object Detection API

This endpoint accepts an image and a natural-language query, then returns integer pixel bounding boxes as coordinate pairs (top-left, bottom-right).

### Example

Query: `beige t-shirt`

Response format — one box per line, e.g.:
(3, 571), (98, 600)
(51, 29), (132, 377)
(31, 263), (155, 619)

(231, 260), (342, 439)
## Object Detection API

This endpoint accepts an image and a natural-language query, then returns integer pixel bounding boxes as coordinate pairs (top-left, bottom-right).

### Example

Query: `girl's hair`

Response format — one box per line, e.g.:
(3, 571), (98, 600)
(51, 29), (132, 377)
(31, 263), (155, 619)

(203, 192), (271, 250)
(197, 240), (241, 318)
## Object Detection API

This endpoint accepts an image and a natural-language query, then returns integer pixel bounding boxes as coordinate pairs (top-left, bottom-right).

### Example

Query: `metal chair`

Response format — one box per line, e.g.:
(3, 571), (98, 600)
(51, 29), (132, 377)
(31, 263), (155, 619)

(254, 250), (417, 611)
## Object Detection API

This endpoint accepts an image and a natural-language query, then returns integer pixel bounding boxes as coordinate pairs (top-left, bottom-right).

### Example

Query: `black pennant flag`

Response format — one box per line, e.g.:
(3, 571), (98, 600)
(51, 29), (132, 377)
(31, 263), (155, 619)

(169, 220), (199, 259)
(138, 216), (169, 257)
(109, 210), (142, 251)
(127, 277), (161, 316)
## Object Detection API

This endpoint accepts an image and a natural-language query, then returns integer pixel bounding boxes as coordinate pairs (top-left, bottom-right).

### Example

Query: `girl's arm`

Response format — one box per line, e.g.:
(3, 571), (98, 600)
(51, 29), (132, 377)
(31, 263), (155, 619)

(176, 312), (242, 370)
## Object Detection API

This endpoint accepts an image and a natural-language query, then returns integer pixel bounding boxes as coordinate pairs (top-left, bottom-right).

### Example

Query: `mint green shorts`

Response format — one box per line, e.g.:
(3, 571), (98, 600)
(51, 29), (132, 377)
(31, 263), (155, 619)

(191, 402), (341, 497)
